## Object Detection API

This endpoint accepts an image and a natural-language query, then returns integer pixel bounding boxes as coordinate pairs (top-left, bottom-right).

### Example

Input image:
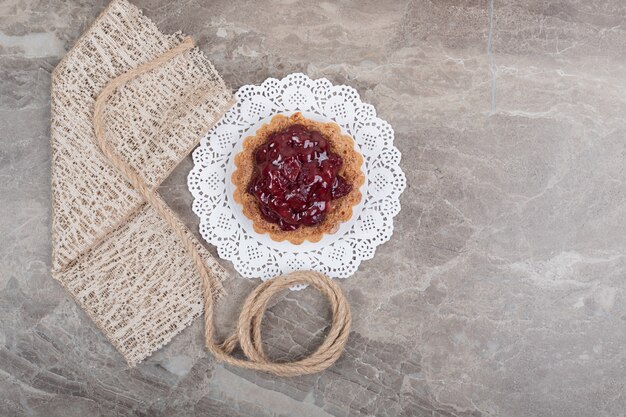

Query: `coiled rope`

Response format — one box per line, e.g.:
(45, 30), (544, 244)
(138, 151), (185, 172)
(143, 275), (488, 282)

(93, 37), (351, 377)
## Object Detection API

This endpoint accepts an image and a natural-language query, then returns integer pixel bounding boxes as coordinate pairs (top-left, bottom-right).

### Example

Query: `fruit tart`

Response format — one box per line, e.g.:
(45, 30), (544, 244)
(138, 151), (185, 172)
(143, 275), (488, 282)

(232, 112), (365, 244)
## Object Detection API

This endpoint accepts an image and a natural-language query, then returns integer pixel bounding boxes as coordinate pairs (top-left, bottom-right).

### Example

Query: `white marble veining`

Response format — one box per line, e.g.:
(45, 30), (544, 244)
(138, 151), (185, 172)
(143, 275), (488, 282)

(1, 0), (625, 416)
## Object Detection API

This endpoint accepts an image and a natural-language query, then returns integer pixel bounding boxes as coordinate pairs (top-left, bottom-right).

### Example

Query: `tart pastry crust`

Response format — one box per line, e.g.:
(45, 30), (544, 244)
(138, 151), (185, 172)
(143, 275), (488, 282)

(232, 112), (365, 244)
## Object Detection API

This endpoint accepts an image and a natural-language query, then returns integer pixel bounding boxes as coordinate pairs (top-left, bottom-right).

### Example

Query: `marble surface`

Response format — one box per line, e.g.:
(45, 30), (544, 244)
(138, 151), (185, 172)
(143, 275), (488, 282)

(1, 0), (626, 416)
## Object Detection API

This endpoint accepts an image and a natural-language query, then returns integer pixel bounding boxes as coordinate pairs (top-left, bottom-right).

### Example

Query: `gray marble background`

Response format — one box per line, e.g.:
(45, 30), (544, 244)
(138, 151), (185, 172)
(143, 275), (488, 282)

(1, 0), (626, 416)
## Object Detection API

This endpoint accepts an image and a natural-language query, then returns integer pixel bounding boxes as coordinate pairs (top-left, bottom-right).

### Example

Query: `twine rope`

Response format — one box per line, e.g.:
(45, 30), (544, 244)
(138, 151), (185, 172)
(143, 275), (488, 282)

(92, 37), (351, 377)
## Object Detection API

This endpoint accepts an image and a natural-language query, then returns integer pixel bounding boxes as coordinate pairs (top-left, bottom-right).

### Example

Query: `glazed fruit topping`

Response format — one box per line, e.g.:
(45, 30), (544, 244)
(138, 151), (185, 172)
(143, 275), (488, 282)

(248, 124), (352, 231)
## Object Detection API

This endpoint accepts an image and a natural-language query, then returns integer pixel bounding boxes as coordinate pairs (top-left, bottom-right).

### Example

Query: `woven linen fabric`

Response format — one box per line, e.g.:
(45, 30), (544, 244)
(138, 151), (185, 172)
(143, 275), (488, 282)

(50, 0), (234, 366)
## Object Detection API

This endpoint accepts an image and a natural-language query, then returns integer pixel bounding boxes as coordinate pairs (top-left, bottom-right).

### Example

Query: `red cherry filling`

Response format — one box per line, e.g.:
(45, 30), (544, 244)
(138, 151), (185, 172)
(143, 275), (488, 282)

(248, 124), (353, 231)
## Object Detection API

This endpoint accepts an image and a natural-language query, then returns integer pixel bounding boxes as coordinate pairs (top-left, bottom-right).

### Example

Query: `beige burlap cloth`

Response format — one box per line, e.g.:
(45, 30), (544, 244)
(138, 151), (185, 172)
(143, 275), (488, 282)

(51, 0), (351, 374)
(51, 0), (233, 365)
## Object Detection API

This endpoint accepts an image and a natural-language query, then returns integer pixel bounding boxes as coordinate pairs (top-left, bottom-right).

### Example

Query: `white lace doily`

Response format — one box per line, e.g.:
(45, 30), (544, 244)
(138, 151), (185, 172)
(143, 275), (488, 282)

(188, 73), (405, 281)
